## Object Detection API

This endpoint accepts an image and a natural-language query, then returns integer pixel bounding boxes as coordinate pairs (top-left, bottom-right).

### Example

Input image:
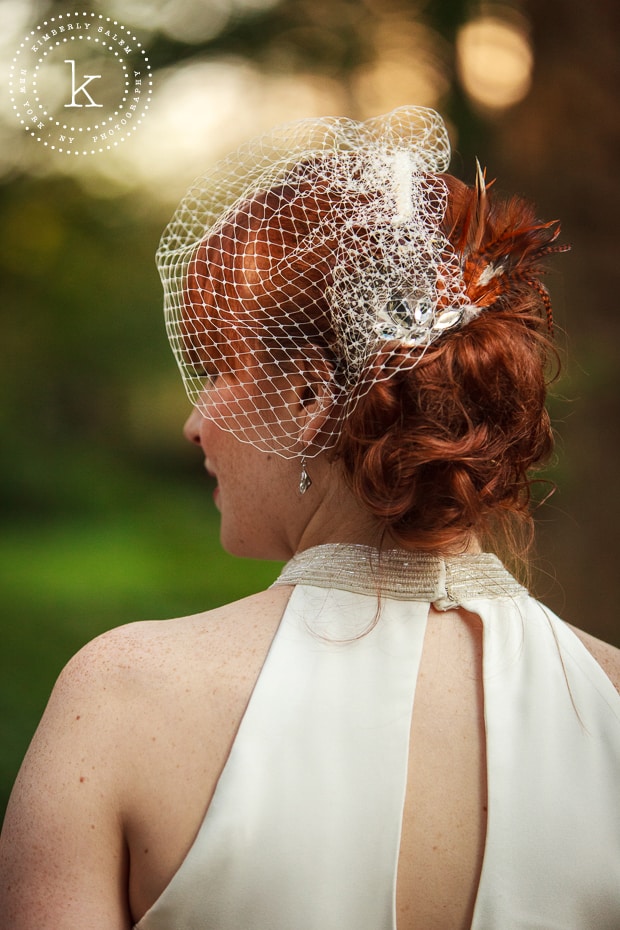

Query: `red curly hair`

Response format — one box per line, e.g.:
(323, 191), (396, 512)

(334, 174), (566, 557)
(187, 169), (566, 558)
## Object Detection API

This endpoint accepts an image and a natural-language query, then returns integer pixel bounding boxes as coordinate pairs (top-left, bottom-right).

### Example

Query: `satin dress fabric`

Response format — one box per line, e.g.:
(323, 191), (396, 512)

(135, 545), (620, 930)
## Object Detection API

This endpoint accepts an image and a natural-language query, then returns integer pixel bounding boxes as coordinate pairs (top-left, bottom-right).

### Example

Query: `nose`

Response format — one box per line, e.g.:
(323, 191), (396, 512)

(183, 407), (204, 447)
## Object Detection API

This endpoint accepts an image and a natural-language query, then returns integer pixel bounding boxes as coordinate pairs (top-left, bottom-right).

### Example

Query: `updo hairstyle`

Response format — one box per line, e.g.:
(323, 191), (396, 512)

(337, 175), (563, 555)
(185, 168), (564, 555)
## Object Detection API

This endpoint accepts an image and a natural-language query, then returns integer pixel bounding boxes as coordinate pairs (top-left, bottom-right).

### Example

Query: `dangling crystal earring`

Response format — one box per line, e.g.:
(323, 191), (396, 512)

(299, 456), (312, 495)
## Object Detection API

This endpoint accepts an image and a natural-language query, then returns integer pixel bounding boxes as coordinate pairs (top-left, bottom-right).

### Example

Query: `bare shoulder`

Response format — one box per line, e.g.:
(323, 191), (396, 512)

(68, 585), (290, 670)
(0, 588), (291, 929)
(13, 583), (292, 779)
(568, 624), (620, 695)
(56, 584), (292, 716)
(3, 584), (292, 809)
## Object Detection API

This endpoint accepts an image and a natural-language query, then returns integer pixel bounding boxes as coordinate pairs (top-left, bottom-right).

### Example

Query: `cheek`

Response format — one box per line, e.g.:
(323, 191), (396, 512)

(198, 388), (267, 449)
(197, 415), (220, 454)
(197, 380), (303, 456)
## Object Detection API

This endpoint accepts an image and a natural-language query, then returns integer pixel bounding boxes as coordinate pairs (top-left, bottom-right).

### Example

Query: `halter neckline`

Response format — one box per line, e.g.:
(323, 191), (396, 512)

(273, 543), (525, 609)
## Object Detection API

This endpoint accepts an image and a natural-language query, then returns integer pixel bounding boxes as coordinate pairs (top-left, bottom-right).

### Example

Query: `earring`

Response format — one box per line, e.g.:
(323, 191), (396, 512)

(299, 456), (312, 495)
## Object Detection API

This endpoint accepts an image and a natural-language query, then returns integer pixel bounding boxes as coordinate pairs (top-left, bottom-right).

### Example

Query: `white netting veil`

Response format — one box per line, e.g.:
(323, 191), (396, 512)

(156, 106), (479, 458)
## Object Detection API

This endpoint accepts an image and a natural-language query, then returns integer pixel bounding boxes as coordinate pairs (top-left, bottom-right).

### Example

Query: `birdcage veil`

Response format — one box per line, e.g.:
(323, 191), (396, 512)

(156, 106), (480, 458)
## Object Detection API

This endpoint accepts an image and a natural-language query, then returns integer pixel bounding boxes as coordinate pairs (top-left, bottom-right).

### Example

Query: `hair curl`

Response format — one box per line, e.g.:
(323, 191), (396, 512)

(334, 175), (563, 557)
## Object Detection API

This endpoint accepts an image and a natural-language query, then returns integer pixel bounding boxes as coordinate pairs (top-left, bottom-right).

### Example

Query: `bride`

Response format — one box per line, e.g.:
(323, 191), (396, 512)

(1, 107), (618, 930)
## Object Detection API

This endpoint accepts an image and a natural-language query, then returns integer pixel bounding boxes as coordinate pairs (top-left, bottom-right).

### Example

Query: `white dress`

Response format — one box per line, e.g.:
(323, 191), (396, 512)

(135, 545), (620, 929)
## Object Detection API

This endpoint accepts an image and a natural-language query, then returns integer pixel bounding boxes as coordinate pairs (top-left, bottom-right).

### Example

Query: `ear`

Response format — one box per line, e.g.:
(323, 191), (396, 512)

(286, 346), (339, 449)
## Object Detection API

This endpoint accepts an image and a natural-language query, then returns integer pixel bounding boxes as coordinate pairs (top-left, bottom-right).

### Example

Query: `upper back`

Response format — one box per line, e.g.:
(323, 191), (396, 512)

(126, 549), (620, 929)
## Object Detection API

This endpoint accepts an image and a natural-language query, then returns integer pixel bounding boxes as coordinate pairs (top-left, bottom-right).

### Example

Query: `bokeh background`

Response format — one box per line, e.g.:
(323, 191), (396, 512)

(1, 0), (618, 818)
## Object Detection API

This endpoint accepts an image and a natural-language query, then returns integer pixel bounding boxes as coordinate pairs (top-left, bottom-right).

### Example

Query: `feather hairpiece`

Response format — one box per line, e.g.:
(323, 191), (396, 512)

(451, 162), (570, 334)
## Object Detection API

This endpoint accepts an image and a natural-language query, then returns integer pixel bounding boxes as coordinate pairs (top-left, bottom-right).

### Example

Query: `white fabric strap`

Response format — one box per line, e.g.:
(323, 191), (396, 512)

(470, 597), (620, 929)
(136, 586), (428, 929)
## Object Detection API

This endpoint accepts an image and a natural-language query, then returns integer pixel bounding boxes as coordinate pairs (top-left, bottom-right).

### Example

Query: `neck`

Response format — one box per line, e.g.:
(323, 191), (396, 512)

(293, 482), (385, 555)
(289, 455), (480, 559)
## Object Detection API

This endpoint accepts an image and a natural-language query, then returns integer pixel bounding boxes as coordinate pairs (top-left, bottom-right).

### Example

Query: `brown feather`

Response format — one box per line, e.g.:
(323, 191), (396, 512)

(444, 169), (570, 328)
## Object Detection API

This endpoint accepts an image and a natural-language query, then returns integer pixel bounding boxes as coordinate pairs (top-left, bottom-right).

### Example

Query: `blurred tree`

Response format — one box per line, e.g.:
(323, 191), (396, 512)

(492, 0), (620, 640)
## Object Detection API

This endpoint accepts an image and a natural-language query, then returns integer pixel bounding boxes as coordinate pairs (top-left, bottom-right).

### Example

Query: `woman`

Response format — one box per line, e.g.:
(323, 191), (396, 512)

(1, 107), (619, 930)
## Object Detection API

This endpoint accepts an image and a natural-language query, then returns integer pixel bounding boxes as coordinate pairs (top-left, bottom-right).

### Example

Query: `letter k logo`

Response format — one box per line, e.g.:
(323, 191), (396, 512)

(64, 59), (103, 107)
